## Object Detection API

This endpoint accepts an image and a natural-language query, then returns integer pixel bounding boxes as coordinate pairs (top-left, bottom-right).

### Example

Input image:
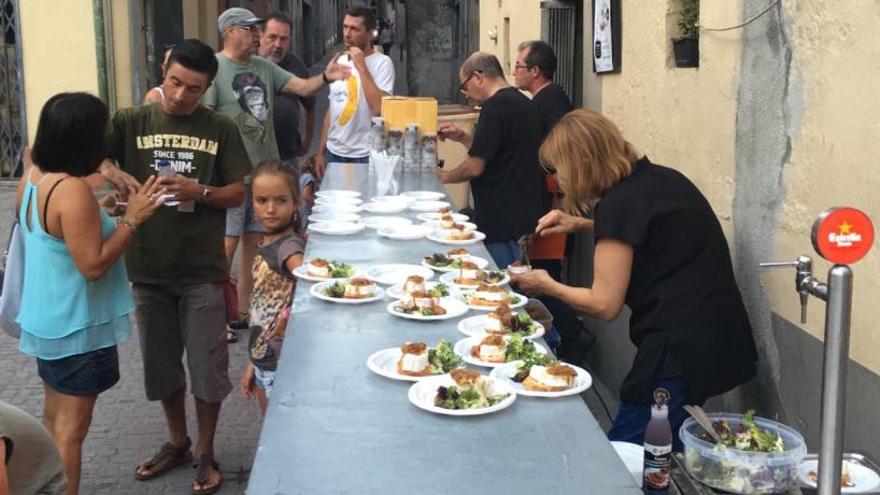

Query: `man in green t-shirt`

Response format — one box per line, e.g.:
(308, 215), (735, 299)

(101, 39), (250, 495)
(202, 7), (350, 326)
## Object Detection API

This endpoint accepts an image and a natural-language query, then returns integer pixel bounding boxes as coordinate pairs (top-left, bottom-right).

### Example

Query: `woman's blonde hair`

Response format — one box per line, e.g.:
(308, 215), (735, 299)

(539, 109), (639, 214)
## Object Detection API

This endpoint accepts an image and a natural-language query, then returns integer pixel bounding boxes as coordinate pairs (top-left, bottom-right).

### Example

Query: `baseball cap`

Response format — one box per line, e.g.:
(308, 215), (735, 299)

(218, 7), (263, 32)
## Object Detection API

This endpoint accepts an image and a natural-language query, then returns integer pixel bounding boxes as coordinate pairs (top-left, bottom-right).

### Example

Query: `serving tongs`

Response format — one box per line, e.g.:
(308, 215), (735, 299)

(517, 234), (534, 268)
(684, 405), (725, 448)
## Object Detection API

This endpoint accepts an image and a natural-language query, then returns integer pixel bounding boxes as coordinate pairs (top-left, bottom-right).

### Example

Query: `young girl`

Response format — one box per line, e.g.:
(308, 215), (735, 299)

(240, 160), (306, 412)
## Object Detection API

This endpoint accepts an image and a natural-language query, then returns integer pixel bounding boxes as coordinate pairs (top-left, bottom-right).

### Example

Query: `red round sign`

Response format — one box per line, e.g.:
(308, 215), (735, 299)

(811, 207), (875, 264)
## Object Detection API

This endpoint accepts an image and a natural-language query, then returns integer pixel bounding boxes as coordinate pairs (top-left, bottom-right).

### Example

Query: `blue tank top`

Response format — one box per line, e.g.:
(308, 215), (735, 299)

(16, 177), (133, 360)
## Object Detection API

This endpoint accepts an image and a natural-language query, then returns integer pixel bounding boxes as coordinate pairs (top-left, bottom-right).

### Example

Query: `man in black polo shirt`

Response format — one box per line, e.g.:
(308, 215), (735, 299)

(437, 52), (548, 268)
(258, 12), (316, 167)
(513, 40), (585, 359)
(514, 40), (574, 136)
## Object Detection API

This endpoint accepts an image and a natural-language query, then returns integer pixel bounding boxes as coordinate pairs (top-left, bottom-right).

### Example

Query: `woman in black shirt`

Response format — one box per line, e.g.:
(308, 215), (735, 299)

(511, 109), (758, 449)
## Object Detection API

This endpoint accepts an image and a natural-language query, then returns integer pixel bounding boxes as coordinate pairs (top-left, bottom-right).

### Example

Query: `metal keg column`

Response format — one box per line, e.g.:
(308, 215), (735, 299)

(760, 207), (874, 495)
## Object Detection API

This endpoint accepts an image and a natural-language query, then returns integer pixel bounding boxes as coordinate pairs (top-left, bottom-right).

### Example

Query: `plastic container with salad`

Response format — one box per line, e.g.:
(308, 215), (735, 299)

(679, 411), (807, 494)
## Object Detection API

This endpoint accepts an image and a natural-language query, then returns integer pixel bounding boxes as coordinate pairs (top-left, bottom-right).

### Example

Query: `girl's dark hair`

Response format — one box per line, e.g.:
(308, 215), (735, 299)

(31, 92), (109, 177)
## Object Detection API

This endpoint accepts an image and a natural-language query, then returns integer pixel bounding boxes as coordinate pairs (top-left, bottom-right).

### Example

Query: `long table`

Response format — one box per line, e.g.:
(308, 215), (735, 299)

(247, 163), (641, 494)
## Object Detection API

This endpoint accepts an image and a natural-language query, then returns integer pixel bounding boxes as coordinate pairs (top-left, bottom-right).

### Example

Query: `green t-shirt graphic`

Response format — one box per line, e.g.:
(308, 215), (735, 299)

(202, 54), (293, 165)
(107, 104), (251, 284)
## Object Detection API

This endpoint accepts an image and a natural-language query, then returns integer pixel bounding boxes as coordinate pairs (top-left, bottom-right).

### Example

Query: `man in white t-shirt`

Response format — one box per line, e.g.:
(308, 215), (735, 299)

(314, 6), (395, 177)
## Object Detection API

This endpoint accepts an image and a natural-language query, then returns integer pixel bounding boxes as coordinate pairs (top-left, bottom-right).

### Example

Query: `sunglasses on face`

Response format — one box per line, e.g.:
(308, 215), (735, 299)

(459, 70), (483, 94)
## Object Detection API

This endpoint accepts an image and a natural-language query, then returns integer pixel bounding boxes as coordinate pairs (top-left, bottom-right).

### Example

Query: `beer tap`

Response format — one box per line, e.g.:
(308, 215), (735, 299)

(760, 255), (827, 323)
(758, 207), (874, 495)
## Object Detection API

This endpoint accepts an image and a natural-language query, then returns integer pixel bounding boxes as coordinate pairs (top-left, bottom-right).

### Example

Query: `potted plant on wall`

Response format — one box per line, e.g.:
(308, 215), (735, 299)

(673, 0), (699, 67)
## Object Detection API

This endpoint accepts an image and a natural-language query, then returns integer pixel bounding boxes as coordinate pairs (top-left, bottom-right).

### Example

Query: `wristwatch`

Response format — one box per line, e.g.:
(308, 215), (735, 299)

(200, 186), (213, 203)
(322, 71), (331, 84)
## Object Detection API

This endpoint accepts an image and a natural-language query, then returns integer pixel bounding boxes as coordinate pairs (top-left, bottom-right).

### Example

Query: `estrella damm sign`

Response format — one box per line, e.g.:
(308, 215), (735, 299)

(811, 207), (875, 265)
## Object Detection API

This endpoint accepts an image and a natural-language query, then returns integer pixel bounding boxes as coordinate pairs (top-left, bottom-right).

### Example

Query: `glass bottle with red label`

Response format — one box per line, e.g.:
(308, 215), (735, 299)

(643, 388), (672, 491)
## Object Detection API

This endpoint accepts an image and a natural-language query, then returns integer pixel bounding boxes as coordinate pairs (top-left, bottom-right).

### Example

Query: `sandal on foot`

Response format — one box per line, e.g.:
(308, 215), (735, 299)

(135, 437), (193, 481)
(225, 329), (238, 344)
(193, 455), (222, 495)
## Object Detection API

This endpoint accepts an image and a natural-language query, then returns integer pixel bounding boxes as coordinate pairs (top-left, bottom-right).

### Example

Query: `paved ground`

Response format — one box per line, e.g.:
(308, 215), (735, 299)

(0, 46), (620, 494)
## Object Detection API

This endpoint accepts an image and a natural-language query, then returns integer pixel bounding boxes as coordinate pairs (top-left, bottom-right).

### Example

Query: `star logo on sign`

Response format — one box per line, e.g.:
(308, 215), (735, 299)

(839, 221), (853, 235)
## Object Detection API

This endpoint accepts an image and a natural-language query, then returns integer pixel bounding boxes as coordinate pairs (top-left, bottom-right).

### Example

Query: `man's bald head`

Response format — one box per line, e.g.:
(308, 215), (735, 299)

(460, 52), (505, 80)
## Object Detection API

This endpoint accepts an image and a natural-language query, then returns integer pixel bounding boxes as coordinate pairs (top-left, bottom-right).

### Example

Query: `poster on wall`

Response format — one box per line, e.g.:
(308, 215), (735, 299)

(593, 0), (621, 73)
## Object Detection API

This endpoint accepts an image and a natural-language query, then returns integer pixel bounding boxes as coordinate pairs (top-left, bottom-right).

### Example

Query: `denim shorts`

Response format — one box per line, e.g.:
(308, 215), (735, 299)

(37, 345), (120, 396)
(253, 366), (276, 399)
(226, 183), (264, 236)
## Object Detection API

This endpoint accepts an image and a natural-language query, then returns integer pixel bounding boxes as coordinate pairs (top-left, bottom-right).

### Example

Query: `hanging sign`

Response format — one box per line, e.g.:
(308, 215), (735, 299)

(592, 0), (621, 73)
(811, 207), (874, 265)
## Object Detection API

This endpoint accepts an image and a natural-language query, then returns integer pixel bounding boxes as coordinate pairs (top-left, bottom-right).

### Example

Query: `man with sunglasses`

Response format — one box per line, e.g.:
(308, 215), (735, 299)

(514, 40), (586, 364)
(514, 40), (574, 137)
(203, 8), (350, 333)
(437, 52), (548, 269)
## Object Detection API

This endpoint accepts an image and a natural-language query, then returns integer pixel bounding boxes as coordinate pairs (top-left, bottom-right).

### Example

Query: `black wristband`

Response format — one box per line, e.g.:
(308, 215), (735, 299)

(322, 71), (330, 84)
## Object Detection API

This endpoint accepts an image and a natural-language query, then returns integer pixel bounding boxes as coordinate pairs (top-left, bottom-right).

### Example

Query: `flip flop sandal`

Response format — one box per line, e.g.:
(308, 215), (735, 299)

(225, 329), (238, 344)
(193, 455), (222, 495)
(135, 437), (193, 481)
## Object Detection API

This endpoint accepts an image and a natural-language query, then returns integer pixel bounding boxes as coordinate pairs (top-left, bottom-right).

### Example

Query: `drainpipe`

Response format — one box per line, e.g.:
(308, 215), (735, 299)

(102, 0), (117, 112)
(93, 0), (108, 103)
(129, 0), (145, 104)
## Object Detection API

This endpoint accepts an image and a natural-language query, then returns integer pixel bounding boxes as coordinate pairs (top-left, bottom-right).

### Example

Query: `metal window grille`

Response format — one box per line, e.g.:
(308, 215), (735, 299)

(541, 0), (576, 99)
(0, 0), (25, 178)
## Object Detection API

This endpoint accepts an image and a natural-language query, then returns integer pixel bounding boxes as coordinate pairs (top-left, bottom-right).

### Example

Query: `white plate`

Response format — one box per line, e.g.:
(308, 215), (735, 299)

(312, 204), (363, 214)
(611, 442), (645, 484)
(292, 263), (359, 283)
(315, 196), (363, 206)
(378, 224), (432, 240)
(460, 290), (527, 310)
(308, 212), (361, 223)
(423, 220), (478, 231)
(309, 280), (385, 304)
(401, 190), (446, 201)
(307, 221), (365, 236)
(362, 264), (435, 286)
(386, 281), (460, 300)
(366, 347), (438, 382)
(417, 212), (469, 223)
(427, 230), (487, 246)
(490, 362), (593, 398)
(420, 255), (490, 273)
(362, 201), (409, 214)
(457, 314), (545, 340)
(359, 216), (413, 230)
(407, 374), (516, 416)
(315, 189), (362, 198)
(408, 200), (452, 212)
(454, 336), (548, 368)
(439, 270), (510, 289)
(798, 460), (880, 493)
(371, 195), (416, 204)
(386, 297), (470, 321)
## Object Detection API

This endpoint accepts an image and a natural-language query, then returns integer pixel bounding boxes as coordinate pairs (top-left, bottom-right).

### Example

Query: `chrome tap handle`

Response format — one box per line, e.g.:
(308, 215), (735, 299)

(759, 261), (800, 268)
(760, 256), (813, 324)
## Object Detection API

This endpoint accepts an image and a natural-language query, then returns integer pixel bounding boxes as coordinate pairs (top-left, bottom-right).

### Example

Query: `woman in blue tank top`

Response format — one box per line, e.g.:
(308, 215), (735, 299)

(15, 93), (166, 494)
